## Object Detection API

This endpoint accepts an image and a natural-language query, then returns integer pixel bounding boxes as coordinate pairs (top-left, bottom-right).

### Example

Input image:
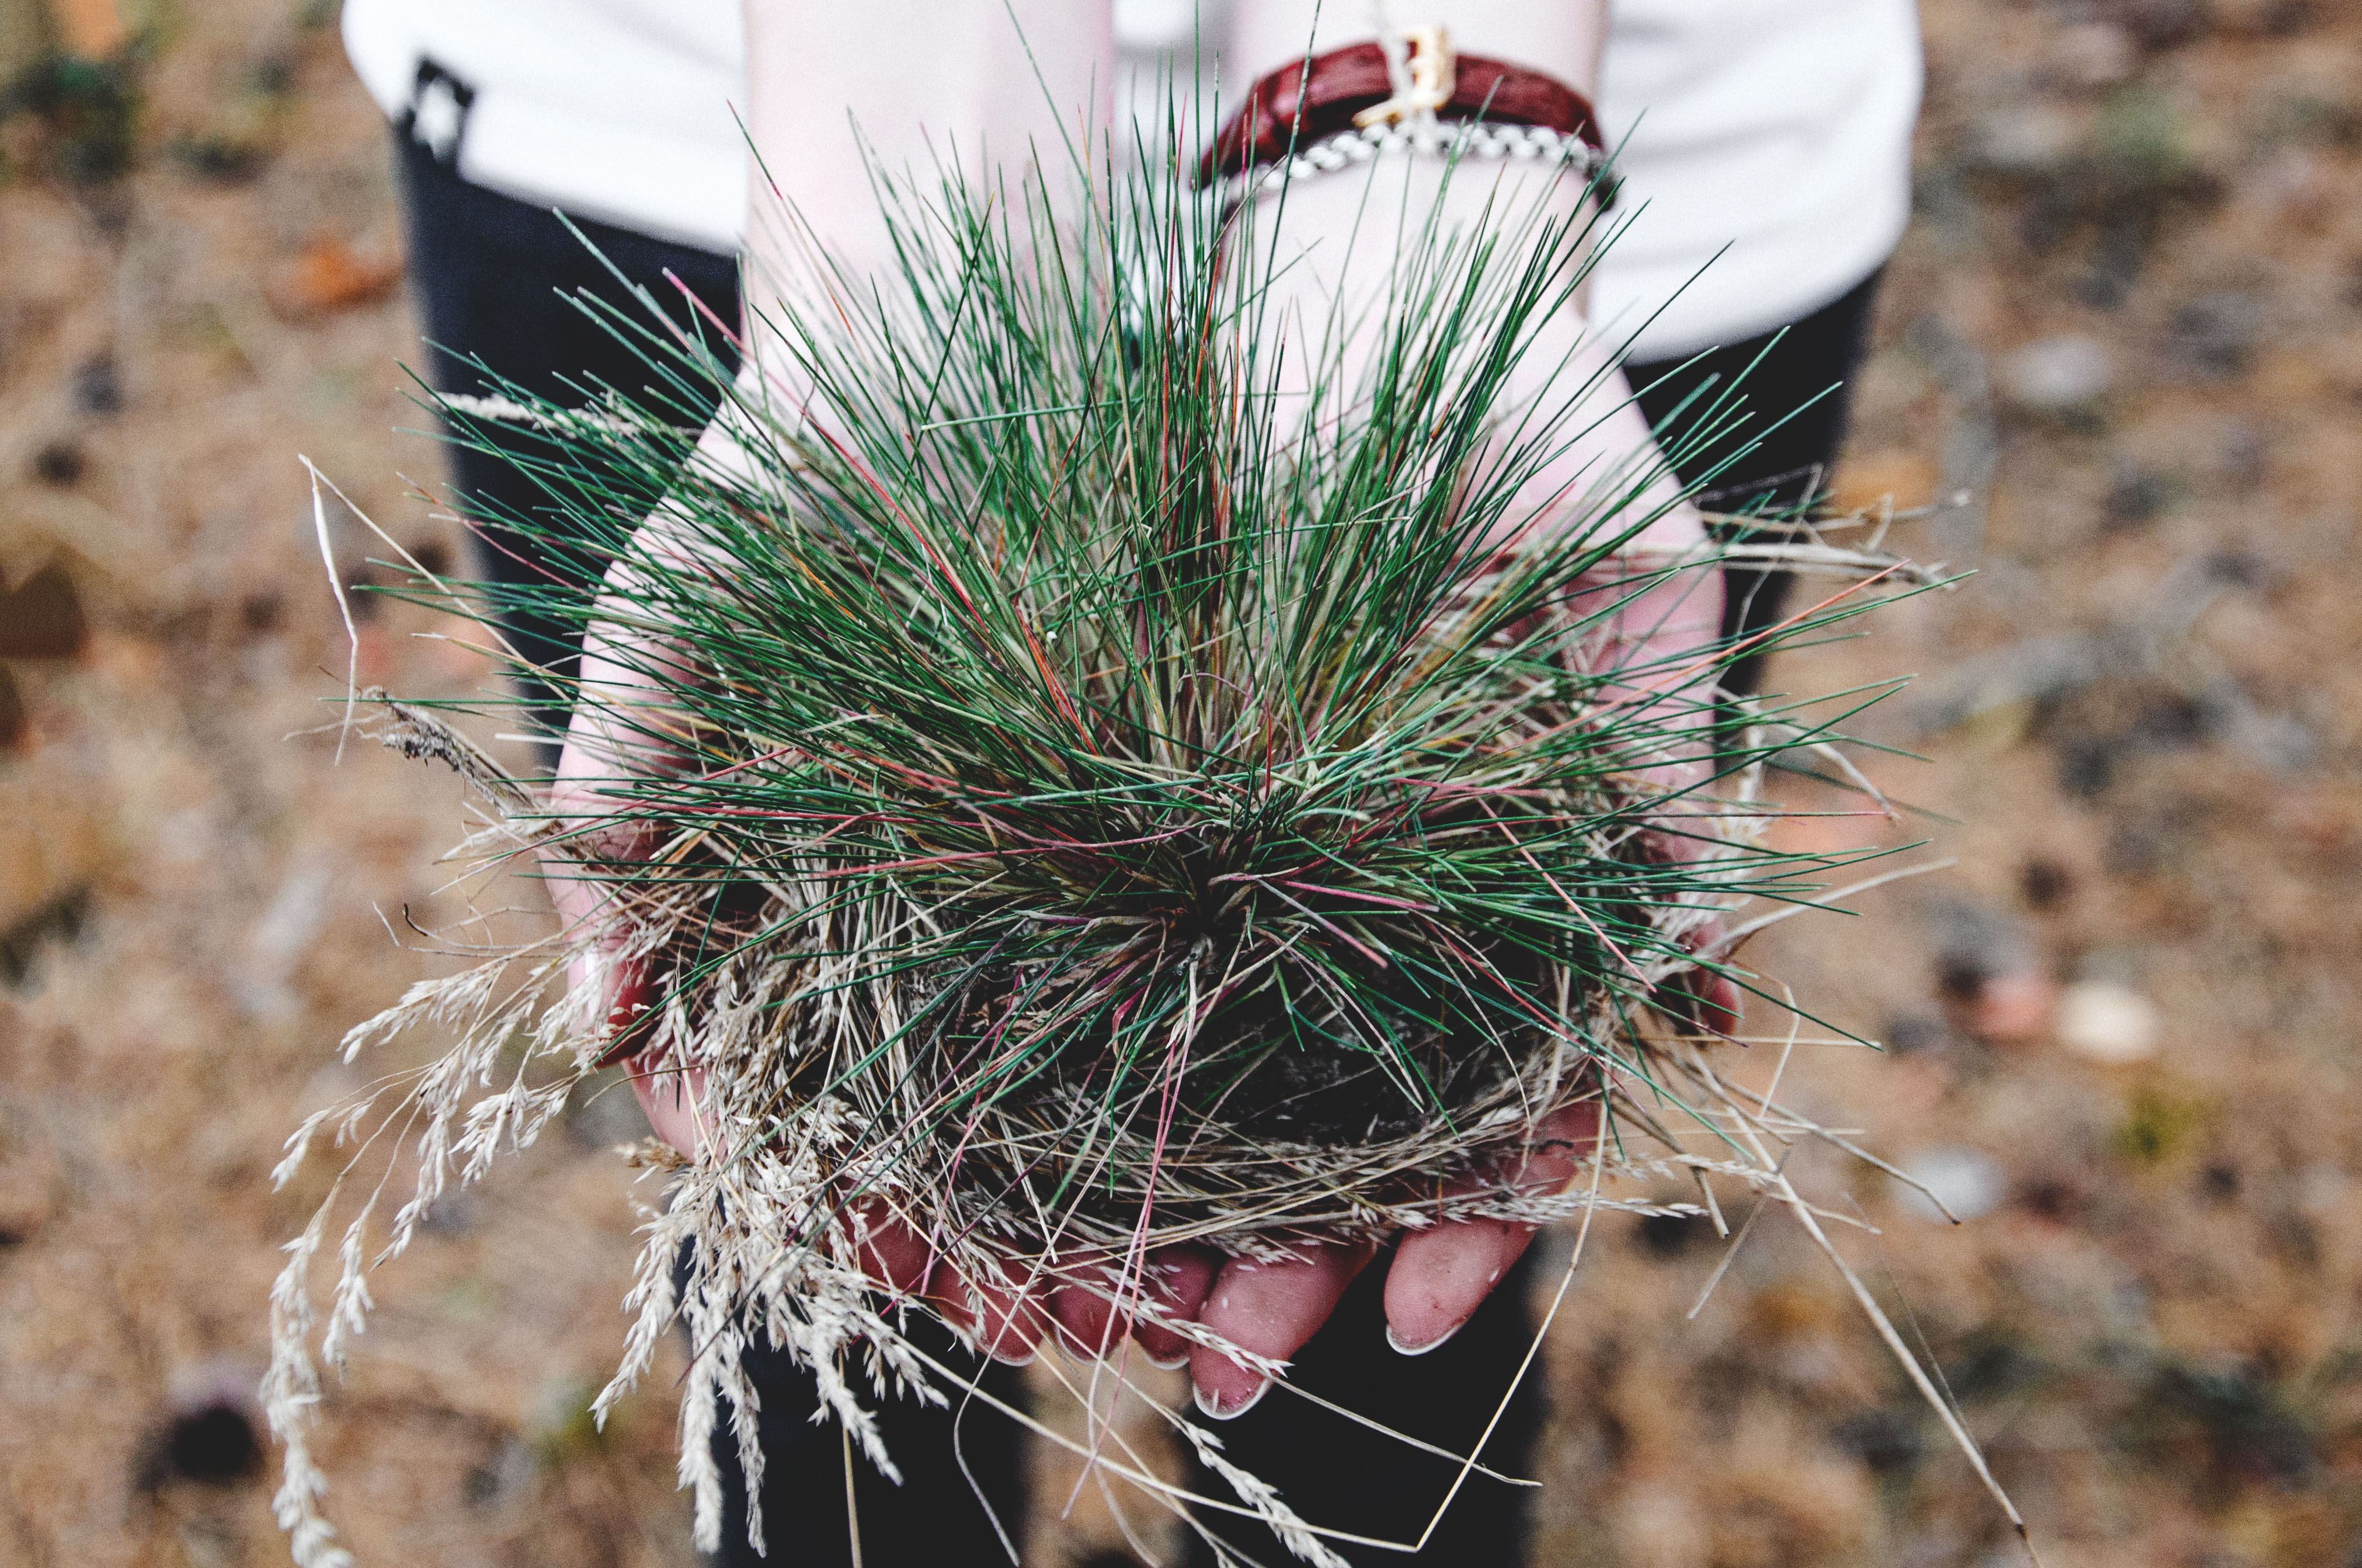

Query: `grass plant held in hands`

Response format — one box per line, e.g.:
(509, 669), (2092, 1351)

(266, 121), (1976, 1566)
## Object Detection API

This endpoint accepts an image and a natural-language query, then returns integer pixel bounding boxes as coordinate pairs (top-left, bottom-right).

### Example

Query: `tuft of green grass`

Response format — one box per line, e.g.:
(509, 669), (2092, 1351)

(391, 123), (1901, 1242)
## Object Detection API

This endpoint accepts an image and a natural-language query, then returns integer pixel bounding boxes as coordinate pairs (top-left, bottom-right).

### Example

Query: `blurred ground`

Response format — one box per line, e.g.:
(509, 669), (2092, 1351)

(2, 3), (2359, 1566)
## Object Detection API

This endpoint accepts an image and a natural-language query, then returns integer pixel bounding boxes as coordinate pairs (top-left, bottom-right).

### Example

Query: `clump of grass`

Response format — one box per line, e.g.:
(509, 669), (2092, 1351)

(267, 121), (1962, 1567)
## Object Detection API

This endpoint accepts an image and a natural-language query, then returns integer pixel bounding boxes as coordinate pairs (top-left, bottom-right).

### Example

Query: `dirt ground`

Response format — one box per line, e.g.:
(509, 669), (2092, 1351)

(3, 3), (2360, 1566)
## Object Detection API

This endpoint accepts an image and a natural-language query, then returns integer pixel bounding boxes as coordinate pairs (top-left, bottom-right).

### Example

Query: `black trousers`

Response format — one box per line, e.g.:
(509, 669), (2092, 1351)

(704, 1305), (1032, 1567)
(394, 130), (744, 744)
(395, 133), (1882, 1564)
(1629, 272), (1885, 699)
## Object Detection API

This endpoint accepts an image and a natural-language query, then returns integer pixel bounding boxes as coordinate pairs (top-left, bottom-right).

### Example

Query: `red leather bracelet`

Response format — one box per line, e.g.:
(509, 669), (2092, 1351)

(1205, 39), (1605, 187)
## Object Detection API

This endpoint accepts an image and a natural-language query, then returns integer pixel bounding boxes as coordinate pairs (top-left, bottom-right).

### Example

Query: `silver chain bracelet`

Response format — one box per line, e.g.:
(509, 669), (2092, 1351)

(1223, 120), (1619, 208)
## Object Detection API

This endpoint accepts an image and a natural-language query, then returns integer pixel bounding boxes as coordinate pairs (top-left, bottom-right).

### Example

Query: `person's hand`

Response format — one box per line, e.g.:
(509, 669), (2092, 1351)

(886, 1100), (1616, 1409)
(1571, 543), (1747, 1039)
(1182, 1101), (1601, 1418)
(544, 541), (707, 1152)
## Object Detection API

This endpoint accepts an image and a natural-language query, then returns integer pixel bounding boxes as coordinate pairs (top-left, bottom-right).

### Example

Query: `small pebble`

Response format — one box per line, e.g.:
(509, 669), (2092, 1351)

(71, 356), (123, 416)
(2056, 980), (2161, 1064)
(2104, 467), (2178, 529)
(164, 1404), (262, 1483)
(2166, 292), (2260, 378)
(1968, 106), (2080, 177)
(2000, 334), (2114, 414)
(2018, 857), (2075, 910)
(2046, 23), (2137, 89)
(31, 440), (84, 486)
(1894, 1147), (2005, 1224)
(1884, 1013), (1953, 1055)
(143, 1361), (266, 1489)
(1946, 970), (2058, 1043)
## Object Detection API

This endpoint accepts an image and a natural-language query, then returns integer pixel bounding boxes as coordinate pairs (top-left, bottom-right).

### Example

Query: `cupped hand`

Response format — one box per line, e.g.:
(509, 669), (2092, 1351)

(1579, 551), (1745, 1037)
(825, 1099), (1612, 1412)
(546, 583), (708, 1151)
(1184, 1100), (1601, 1419)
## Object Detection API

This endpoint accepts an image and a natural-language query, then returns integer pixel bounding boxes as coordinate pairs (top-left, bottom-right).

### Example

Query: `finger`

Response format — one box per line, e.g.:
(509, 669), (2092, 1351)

(850, 1201), (934, 1297)
(1684, 966), (1744, 1036)
(1384, 1218), (1536, 1356)
(1049, 1244), (1218, 1364)
(966, 1269), (1049, 1367)
(1581, 543), (1726, 703)
(1050, 1278), (1124, 1360)
(925, 1258), (1047, 1367)
(1520, 1102), (1601, 1188)
(544, 543), (711, 1147)
(1567, 532), (1738, 1033)
(625, 1052), (708, 1157)
(1189, 1241), (1372, 1420)
(1129, 1245), (1219, 1369)
(1674, 917), (1744, 1037)
(586, 950), (656, 1068)
(1383, 1102), (1600, 1354)
(1044, 1250), (1129, 1358)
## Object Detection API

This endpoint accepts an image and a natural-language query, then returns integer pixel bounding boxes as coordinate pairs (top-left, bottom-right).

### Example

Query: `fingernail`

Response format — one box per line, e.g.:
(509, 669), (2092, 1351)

(1386, 1319), (1464, 1357)
(1191, 1379), (1269, 1421)
(1142, 1350), (1191, 1371)
(987, 1346), (1038, 1368)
